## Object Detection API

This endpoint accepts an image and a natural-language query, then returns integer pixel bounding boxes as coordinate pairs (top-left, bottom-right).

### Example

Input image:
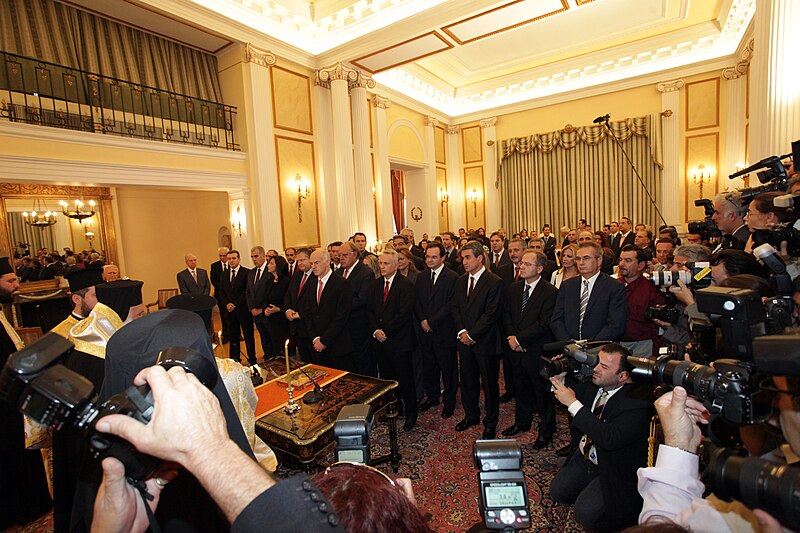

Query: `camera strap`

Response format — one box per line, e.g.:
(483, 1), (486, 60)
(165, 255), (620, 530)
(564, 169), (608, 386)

(129, 477), (163, 533)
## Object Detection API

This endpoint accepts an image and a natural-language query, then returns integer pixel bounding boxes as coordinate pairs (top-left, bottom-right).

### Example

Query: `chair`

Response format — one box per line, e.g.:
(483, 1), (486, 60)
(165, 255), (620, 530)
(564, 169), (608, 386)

(145, 288), (179, 313)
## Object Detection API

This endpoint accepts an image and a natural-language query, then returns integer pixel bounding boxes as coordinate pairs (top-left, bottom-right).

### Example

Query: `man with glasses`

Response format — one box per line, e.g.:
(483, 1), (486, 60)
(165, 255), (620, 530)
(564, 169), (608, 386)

(711, 191), (749, 250)
(210, 246), (230, 343)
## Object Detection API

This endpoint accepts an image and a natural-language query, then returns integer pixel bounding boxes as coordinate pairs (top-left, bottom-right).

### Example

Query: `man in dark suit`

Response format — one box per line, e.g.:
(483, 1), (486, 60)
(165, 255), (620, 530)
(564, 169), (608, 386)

(549, 344), (653, 531)
(611, 217), (635, 257)
(451, 241), (504, 439)
(489, 232), (511, 272)
(414, 242), (459, 419)
(441, 231), (458, 271)
(210, 246), (230, 343)
(306, 249), (352, 370)
(550, 241), (627, 343)
(246, 246), (273, 360)
(178, 252), (212, 330)
(336, 241), (375, 376)
(711, 192), (749, 250)
(541, 224), (558, 263)
(220, 250), (256, 366)
(283, 248), (316, 362)
(528, 238), (558, 282)
(367, 250), (418, 430)
(495, 237), (527, 404)
(400, 227), (425, 260)
(502, 250), (558, 447)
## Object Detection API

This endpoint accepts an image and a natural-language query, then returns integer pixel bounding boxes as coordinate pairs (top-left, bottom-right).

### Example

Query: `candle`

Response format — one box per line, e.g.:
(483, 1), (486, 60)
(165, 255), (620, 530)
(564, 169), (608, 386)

(284, 339), (291, 384)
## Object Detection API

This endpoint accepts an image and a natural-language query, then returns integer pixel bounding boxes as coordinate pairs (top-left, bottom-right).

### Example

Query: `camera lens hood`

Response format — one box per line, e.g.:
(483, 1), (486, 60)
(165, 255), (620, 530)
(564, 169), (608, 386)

(155, 346), (218, 389)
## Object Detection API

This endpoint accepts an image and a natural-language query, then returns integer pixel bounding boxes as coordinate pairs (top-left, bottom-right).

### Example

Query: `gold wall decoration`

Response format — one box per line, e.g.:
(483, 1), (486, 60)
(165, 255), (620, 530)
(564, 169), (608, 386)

(685, 133), (719, 222)
(275, 136), (321, 248)
(464, 166), (486, 229)
(271, 66), (313, 135)
(686, 78), (720, 131)
(461, 125), (483, 164)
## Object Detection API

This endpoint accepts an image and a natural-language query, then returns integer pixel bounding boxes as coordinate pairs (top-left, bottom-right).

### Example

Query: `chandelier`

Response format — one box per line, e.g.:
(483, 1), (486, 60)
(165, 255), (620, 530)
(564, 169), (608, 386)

(59, 198), (96, 221)
(22, 199), (58, 228)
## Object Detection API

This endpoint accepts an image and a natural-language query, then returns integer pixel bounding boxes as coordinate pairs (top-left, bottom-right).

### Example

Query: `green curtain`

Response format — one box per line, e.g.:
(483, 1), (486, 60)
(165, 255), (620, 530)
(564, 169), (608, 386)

(498, 115), (664, 232)
(0, 0), (222, 102)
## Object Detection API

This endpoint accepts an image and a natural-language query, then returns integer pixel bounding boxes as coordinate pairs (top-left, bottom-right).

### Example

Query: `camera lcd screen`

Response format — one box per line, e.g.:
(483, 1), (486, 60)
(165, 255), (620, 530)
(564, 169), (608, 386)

(336, 449), (365, 463)
(485, 484), (525, 508)
(21, 391), (51, 422)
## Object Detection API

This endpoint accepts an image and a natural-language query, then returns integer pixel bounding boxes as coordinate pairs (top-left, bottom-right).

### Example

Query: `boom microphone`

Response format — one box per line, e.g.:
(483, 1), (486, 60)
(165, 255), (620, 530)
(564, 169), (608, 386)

(593, 114), (610, 124)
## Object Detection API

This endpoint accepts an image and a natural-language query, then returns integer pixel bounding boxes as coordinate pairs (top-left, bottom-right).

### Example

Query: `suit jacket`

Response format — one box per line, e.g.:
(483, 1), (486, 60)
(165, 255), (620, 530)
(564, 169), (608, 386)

(335, 262), (373, 337)
(367, 275), (416, 352)
(220, 266), (251, 316)
(210, 260), (228, 298)
(443, 248), (458, 271)
(542, 235), (558, 262)
(177, 268), (211, 296)
(502, 279), (558, 355)
(571, 381), (654, 531)
(414, 267), (458, 348)
(496, 262), (521, 287)
(550, 273), (627, 341)
(283, 270), (317, 337)
(451, 269), (504, 355)
(613, 232), (635, 257)
(731, 224), (750, 249)
(307, 274), (352, 356)
(489, 249), (511, 272)
(245, 267), (272, 315)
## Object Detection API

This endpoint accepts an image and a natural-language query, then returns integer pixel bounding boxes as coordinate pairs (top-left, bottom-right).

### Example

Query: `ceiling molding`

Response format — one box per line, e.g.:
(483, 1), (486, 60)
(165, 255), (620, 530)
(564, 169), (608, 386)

(441, 0), (568, 46)
(351, 32), (454, 74)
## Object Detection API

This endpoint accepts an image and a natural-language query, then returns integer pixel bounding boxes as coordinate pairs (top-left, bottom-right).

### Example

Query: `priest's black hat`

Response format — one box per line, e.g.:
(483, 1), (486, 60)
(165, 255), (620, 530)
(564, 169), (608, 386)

(65, 268), (104, 292)
(95, 279), (143, 321)
(166, 293), (216, 313)
(0, 257), (13, 276)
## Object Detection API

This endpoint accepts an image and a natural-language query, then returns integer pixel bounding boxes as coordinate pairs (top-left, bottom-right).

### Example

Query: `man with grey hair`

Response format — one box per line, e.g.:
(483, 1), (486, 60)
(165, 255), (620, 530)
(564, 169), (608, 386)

(451, 241), (504, 439)
(307, 249), (352, 369)
(210, 246), (231, 343)
(247, 246), (273, 359)
(711, 192), (749, 250)
(337, 241), (375, 375)
(401, 227), (425, 260)
(178, 253), (211, 330)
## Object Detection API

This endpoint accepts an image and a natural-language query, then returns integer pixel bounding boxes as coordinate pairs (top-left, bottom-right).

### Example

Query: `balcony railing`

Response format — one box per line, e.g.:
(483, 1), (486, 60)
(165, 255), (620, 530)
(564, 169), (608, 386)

(0, 51), (239, 151)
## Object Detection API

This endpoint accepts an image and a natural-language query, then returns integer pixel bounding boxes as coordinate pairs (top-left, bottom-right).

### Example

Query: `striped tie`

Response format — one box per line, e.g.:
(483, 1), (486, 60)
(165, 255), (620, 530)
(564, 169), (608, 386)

(578, 279), (589, 338)
(521, 283), (530, 313)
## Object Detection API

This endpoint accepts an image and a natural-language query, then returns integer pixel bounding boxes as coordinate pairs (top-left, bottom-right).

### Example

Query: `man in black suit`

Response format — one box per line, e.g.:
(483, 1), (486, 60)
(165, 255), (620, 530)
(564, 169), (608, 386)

(550, 241), (627, 343)
(495, 237), (527, 404)
(367, 250), (418, 430)
(306, 249), (352, 370)
(336, 241), (375, 376)
(246, 246), (273, 360)
(441, 231), (458, 271)
(283, 248), (316, 362)
(400, 227), (425, 260)
(220, 250), (256, 366)
(611, 216), (635, 257)
(528, 238), (558, 282)
(178, 252), (212, 331)
(549, 344), (653, 531)
(210, 246), (230, 343)
(489, 232), (511, 272)
(541, 224), (557, 263)
(415, 242), (459, 419)
(502, 250), (558, 447)
(711, 191), (749, 250)
(451, 241), (504, 439)
(353, 232), (376, 261)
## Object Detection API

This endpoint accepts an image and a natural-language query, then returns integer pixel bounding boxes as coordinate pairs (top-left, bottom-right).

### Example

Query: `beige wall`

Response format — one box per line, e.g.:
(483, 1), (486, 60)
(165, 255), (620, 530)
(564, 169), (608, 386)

(115, 188), (230, 305)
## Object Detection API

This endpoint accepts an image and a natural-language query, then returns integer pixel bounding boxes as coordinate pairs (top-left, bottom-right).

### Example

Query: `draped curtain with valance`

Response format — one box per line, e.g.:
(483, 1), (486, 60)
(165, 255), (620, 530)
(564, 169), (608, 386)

(497, 115), (663, 233)
(0, 0), (222, 101)
(8, 212), (56, 252)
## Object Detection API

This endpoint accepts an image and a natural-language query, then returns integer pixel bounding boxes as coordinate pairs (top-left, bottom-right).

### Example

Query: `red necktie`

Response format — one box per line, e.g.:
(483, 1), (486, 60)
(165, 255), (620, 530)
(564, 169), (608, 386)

(514, 266), (520, 281)
(298, 274), (307, 297)
(383, 280), (390, 303)
(317, 280), (323, 303)
(343, 268), (349, 279)
(468, 276), (475, 297)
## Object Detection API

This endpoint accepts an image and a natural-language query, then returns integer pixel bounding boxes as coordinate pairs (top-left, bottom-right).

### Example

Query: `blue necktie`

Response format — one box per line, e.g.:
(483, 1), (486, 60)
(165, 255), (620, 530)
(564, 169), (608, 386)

(521, 284), (530, 313)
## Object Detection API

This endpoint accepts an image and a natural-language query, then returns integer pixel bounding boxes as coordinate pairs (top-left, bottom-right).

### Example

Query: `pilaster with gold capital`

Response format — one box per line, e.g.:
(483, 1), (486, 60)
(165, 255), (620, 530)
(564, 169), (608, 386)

(656, 78), (683, 224)
(245, 44), (276, 68)
(371, 94), (392, 109)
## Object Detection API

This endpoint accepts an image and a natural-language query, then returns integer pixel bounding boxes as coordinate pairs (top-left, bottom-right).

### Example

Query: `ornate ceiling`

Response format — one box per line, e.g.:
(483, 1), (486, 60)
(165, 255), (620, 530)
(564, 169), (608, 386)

(65, 0), (755, 120)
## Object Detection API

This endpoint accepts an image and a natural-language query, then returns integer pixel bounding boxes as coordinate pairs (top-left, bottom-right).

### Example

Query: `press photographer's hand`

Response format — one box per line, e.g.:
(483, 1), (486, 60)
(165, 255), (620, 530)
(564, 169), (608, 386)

(654, 386), (709, 453)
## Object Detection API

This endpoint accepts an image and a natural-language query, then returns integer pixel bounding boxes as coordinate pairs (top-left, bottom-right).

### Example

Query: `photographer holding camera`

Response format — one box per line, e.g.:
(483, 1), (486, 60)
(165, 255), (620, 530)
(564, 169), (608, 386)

(637, 383), (798, 533)
(549, 343), (653, 532)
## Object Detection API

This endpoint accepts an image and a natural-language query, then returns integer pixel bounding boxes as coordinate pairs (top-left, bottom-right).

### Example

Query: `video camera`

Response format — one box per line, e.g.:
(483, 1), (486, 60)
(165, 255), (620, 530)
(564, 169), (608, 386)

(729, 152), (791, 203)
(687, 199), (722, 243)
(0, 332), (218, 482)
(474, 439), (531, 531)
(540, 340), (606, 382)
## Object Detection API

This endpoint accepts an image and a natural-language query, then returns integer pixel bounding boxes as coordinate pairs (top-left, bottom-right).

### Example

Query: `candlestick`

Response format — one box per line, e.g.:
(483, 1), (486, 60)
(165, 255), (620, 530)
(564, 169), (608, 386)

(284, 339), (291, 384)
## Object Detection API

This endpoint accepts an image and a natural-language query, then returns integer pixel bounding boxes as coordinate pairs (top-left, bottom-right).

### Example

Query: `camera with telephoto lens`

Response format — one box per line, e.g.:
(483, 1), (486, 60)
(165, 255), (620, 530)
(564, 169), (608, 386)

(687, 199), (722, 243)
(0, 332), (218, 482)
(730, 152), (791, 204)
(650, 262), (712, 289)
(540, 340), (605, 382)
(474, 439), (530, 531)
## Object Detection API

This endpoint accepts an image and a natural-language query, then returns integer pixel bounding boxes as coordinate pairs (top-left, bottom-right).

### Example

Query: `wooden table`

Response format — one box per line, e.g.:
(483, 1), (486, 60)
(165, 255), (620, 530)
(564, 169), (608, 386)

(254, 362), (400, 471)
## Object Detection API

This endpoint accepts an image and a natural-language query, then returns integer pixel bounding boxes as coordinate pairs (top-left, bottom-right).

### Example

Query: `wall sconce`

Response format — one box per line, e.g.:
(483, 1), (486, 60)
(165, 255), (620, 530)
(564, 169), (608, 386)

(466, 188), (481, 217)
(438, 187), (449, 216)
(230, 205), (245, 237)
(691, 164), (714, 198)
(293, 173), (311, 222)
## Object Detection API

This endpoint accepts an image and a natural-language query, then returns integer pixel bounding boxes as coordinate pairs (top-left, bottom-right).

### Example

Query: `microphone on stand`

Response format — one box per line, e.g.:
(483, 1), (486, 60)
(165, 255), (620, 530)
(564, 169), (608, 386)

(593, 114), (611, 124)
(297, 365), (326, 404)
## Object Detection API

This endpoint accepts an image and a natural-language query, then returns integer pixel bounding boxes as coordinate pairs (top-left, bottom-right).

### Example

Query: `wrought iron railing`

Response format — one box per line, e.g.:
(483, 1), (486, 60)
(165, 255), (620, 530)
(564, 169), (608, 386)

(0, 51), (239, 151)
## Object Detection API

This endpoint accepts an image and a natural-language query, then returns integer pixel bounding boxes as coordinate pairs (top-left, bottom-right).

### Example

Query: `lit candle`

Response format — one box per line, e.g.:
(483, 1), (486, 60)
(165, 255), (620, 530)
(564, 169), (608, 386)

(284, 339), (291, 383)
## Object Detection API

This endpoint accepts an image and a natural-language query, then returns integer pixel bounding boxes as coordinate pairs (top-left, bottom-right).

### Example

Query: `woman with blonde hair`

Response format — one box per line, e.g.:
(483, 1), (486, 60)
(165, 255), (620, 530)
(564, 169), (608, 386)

(551, 244), (579, 288)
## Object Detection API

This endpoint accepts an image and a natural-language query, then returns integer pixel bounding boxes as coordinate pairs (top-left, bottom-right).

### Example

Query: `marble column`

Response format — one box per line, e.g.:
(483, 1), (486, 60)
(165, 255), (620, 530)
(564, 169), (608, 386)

(317, 62), (358, 240)
(749, 0), (800, 161)
(445, 125), (465, 232)
(423, 116), (441, 237)
(313, 73), (339, 247)
(242, 44), (282, 249)
(372, 94), (394, 242)
(350, 73), (378, 242)
(722, 39), (752, 190)
(656, 79), (684, 225)
(481, 117), (500, 231)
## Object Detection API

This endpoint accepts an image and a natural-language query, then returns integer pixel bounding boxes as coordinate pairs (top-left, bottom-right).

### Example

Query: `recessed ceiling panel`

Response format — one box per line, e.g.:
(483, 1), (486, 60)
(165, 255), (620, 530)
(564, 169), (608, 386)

(351, 32), (453, 74)
(442, 0), (568, 45)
